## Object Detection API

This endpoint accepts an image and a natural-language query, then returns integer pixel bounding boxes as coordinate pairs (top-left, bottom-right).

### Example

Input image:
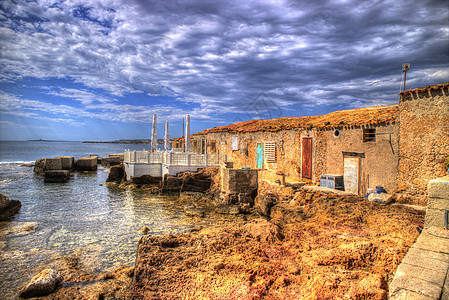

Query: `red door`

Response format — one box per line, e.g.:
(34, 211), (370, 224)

(302, 138), (312, 178)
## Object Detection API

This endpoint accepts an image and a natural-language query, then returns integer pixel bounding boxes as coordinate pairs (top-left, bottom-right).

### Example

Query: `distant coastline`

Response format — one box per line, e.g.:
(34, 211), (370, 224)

(83, 139), (165, 144)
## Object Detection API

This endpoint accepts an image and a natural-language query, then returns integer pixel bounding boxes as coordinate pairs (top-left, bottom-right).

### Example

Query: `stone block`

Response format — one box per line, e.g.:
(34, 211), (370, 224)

(101, 156), (122, 167)
(44, 170), (69, 183)
(389, 289), (434, 300)
(45, 157), (62, 170)
(34, 158), (46, 175)
(424, 208), (448, 229)
(395, 263), (447, 286)
(222, 168), (258, 194)
(368, 193), (394, 204)
(405, 247), (449, 264)
(442, 269), (449, 300)
(401, 249), (449, 272)
(75, 156), (98, 171)
(413, 230), (449, 253)
(109, 153), (124, 160)
(428, 177), (449, 199)
(389, 275), (442, 299)
(427, 197), (449, 210)
(59, 156), (74, 170)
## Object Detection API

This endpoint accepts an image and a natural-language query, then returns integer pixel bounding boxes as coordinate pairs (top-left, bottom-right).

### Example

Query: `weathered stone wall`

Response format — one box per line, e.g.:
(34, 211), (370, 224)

(398, 84), (449, 204)
(316, 123), (399, 194)
(221, 168), (258, 194)
(193, 130), (305, 182)
(194, 123), (398, 190)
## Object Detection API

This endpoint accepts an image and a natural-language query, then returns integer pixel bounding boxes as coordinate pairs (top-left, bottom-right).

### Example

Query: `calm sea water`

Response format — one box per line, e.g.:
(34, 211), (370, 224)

(0, 141), (200, 298)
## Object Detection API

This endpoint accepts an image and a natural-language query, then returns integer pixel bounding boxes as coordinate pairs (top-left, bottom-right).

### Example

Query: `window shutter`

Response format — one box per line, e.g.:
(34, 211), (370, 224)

(264, 142), (276, 162)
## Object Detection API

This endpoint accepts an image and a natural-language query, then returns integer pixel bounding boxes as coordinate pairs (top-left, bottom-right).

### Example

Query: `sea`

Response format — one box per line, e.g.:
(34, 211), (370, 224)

(0, 141), (206, 298)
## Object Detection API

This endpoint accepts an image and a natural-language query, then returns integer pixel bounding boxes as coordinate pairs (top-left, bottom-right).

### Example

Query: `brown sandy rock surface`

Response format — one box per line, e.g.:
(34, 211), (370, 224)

(128, 192), (424, 299)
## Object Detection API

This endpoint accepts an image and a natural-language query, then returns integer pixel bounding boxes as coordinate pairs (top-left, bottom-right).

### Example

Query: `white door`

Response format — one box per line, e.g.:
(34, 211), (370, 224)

(344, 156), (360, 195)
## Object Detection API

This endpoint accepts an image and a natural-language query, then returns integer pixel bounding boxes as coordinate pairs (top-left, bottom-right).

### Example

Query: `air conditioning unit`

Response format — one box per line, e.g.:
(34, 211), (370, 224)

(320, 174), (344, 190)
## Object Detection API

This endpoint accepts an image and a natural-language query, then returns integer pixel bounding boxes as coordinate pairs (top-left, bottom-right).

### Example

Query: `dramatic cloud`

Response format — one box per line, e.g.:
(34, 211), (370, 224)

(0, 0), (448, 140)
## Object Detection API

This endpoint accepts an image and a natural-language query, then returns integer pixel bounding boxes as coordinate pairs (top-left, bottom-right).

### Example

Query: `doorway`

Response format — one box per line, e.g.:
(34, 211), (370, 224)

(302, 137), (312, 178)
(256, 143), (264, 169)
(344, 156), (360, 195)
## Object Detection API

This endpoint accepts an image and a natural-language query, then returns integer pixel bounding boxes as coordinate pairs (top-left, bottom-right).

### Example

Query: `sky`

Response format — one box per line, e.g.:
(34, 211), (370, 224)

(0, 0), (448, 141)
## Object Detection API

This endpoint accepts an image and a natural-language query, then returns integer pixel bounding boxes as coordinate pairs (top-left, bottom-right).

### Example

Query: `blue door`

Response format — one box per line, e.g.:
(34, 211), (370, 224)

(257, 143), (263, 169)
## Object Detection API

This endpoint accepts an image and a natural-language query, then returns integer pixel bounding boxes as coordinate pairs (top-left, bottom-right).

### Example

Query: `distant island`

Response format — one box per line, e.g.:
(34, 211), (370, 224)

(83, 139), (167, 144)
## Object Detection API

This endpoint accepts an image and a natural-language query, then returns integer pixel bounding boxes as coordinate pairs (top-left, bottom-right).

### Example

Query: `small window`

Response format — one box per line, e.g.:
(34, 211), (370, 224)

(232, 136), (239, 150)
(333, 129), (340, 138)
(363, 128), (376, 142)
(264, 142), (276, 162)
(209, 140), (216, 153)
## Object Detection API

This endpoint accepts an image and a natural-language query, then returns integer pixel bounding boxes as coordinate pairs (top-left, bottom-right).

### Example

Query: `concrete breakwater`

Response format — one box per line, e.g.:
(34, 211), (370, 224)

(33, 153), (124, 182)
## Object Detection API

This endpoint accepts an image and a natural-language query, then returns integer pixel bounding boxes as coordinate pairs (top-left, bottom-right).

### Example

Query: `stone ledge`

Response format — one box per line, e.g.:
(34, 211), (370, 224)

(413, 230), (449, 254)
(389, 275), (442, 299)
(424, 208), (449, 229)
(389, 289), (435, 300)
(395, 263), (447, 286)
(400, 251), (449, 273)
(427, 197), (449, 210)
(428, 177), (449, 200)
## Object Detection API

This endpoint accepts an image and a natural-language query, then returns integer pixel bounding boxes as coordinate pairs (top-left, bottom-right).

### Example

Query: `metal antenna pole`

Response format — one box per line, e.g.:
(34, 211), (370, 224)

(403, 69), (407, 92)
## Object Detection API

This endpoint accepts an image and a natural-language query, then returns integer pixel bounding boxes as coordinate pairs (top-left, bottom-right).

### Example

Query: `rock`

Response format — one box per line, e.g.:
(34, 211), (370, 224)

(44, 170), (70, 183)
(161, 175), (181, 193)
(255, 193), (278, 217)
(368, 193), (394, 204)
(183, 204), (204, 217)
(178, 170), (212, 193)
(19, 268), (63, 298)
(130, 175), (161, 185)
(33, 158), (46, 175)
(190, 225), (203, 232)
(270, 203), (304, 226)
(0, 222), (38, 237)
(106, 163), (125, 183)
(140, 226), (150, 234)
(0, 193), (21, 220)
(101, 156), (122, 167)
(215, 204), (241, 215)
(243, 219), (282, 243)
(75, 156), (98, 171)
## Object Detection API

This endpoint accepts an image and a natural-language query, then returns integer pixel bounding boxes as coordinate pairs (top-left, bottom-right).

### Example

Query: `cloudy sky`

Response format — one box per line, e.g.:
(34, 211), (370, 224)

(0, 0), (448, 141)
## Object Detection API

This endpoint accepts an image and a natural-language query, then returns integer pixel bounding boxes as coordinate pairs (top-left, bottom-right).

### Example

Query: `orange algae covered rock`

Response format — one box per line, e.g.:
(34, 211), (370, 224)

(127, 191), (424, 299)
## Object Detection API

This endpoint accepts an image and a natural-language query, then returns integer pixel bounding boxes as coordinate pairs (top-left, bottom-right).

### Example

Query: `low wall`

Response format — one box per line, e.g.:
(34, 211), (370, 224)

(124, 163), (162, 180)
(221, 168), (258, 194)
(389, 176), (449, 299)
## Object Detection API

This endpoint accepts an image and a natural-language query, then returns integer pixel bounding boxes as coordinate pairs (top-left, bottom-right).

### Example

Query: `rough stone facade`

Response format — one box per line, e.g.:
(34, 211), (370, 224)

(317, 123), (399, 194)
(398, 83), (449, 203)
(193, 118), (399, 194)
(181, 82), (448, 201)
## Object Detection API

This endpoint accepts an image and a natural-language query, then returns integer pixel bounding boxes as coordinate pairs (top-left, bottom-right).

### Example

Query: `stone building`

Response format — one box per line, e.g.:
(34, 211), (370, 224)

(398, 82), (449, 203)
(191, 105), (400, 195)
(176, 82), (448, 201)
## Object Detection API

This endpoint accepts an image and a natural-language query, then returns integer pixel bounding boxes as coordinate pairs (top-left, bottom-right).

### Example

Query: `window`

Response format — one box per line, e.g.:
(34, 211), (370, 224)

(264, 142), (276, 162)
(363, 128), (376, 142)
(333, 129), (340, 138)
(232, 136), (239, 150)
(209, 140), (216, 153)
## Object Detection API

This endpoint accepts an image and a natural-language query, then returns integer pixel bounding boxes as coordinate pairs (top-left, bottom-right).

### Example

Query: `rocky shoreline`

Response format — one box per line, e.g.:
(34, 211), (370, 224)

(5, 158), (425, 299)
